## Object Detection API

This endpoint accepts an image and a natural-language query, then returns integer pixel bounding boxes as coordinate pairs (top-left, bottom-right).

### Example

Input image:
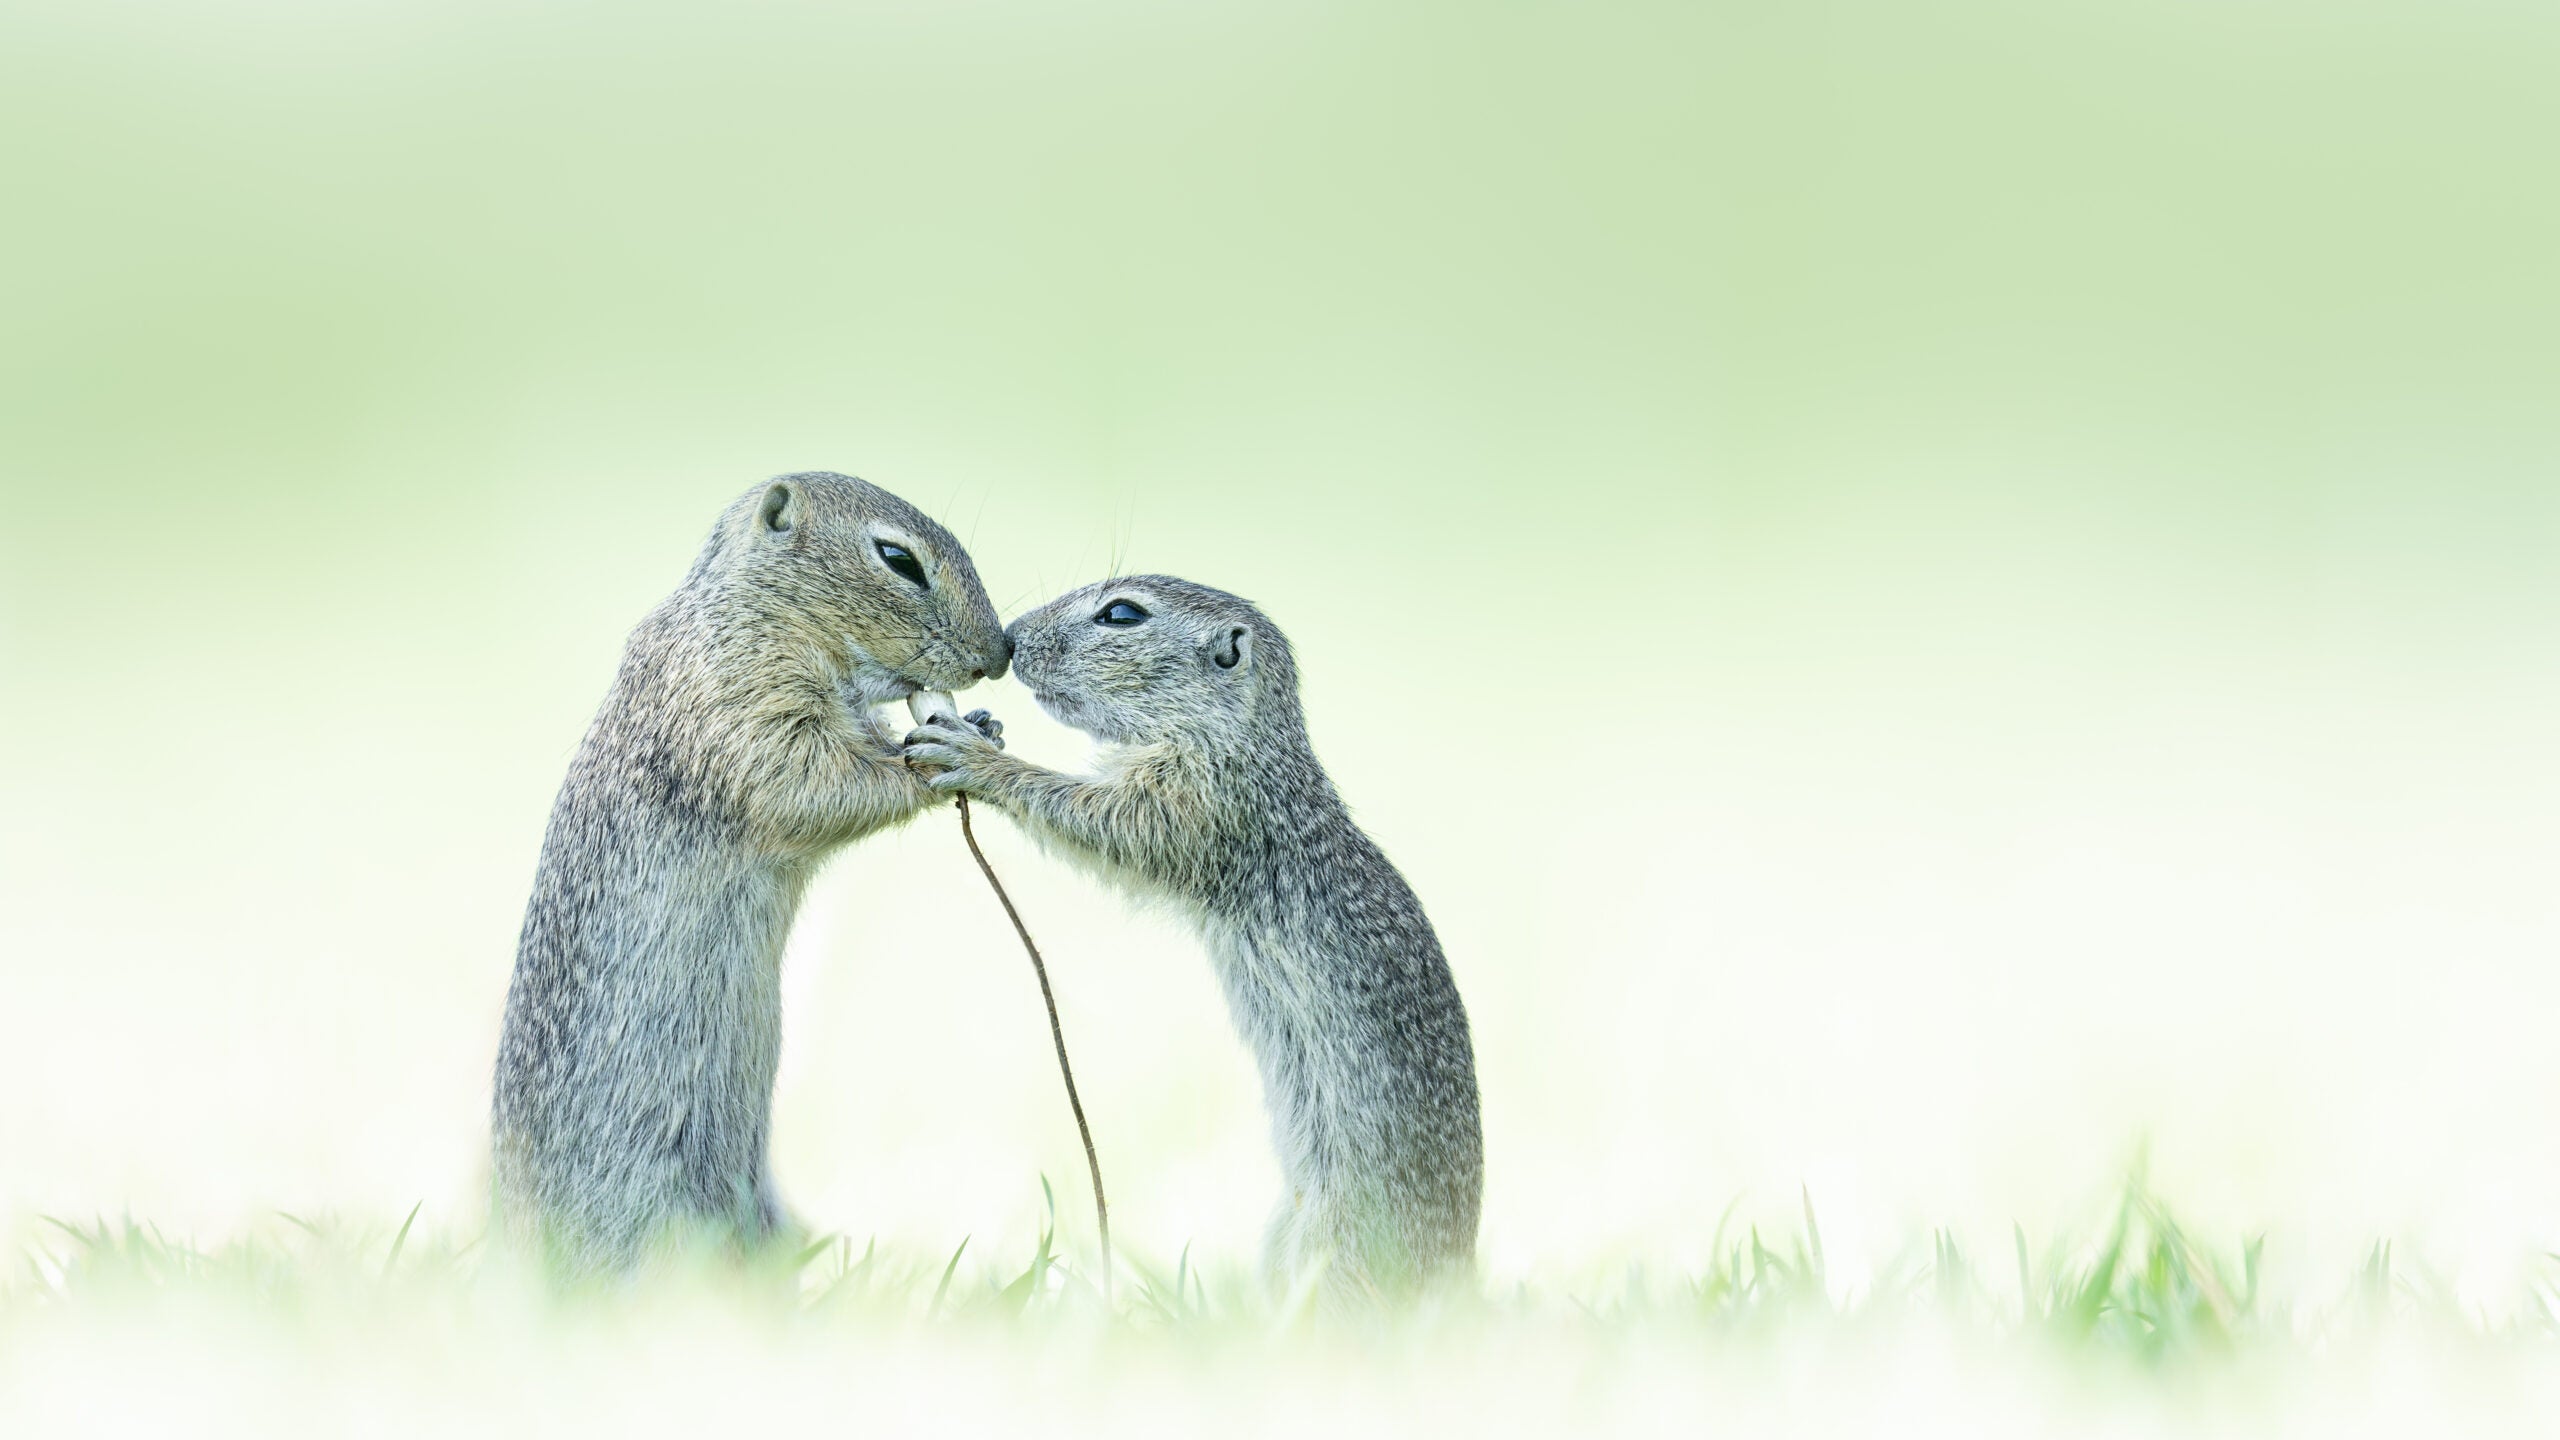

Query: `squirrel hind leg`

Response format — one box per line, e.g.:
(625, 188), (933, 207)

(1260, 1193), (1309, 1296)
(753, 1164), (793, 1239)
(1262, 1191), (1391, 1312)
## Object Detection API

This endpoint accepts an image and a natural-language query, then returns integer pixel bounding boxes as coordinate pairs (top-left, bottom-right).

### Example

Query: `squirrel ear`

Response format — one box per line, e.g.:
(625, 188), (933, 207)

(1211, 624), (1251, 672)
(758, 482), (800, 536)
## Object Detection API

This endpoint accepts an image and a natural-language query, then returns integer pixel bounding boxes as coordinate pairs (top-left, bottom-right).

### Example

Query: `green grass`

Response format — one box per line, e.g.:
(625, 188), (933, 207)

(14, 1172), (2558, 1356)
(12, 1177), (2560, 1438)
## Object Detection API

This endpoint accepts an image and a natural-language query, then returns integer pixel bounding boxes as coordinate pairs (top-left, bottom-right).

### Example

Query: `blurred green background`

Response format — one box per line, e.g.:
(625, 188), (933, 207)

(4, 0), (2556, 1300)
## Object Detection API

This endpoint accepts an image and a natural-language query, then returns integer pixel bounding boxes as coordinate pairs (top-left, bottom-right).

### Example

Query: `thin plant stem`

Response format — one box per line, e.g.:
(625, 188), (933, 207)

(954, 795), (1113, 1304)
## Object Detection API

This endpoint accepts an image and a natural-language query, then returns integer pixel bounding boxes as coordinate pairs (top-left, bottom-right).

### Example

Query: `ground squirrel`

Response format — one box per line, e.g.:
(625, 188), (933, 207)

(492, 472), (1009, 1277)
(902, 576), (1483, 1301)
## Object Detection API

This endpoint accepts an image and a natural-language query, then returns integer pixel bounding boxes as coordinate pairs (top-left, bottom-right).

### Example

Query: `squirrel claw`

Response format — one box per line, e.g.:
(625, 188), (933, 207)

(963, 708), (1005, 748)
(903, 710), (1003, 753)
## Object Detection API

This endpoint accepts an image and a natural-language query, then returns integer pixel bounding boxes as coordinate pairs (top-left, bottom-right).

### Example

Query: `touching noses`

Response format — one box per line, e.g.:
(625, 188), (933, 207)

(976, 630), (1013, 683)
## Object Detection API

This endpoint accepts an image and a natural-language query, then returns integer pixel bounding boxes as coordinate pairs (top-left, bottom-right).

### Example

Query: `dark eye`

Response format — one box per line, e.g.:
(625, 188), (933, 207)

(875, 541), (929, 589)
(1095, 600), (1149, 627)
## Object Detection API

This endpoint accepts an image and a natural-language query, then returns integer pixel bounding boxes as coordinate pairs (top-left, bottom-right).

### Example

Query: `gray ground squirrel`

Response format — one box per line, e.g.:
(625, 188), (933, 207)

(492, 472), (1010, 1277)
(901, 576), (1483, 1301)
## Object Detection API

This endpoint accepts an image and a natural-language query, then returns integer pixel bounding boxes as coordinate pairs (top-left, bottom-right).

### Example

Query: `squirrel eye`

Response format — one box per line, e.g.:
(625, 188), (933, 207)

(1095, 600), (1149, 627)
(875, 541), (930, 589)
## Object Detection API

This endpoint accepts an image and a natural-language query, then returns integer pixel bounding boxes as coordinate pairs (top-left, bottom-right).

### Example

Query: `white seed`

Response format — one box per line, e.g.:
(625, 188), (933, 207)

(906, 690), (960, 727)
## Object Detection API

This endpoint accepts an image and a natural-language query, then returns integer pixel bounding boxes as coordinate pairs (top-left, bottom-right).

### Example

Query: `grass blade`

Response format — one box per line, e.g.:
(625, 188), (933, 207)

(930, 1237), (970, 1317)
(381, 1201), (422, 1280)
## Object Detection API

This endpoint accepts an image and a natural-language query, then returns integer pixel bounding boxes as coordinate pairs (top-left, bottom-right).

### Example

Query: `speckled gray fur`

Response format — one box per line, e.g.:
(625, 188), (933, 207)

(492, 472), (1009, 1278)
(903, 576), (1483, 1302)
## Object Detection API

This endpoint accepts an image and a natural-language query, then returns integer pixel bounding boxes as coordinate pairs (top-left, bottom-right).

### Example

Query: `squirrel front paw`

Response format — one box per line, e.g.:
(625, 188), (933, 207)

(901, 714), (1006, 793)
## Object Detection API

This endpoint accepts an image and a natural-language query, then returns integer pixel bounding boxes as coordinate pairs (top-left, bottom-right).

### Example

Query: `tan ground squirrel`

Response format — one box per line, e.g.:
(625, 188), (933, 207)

(491, 472), (1009, 1276)
(902, 576), (1483, 1302)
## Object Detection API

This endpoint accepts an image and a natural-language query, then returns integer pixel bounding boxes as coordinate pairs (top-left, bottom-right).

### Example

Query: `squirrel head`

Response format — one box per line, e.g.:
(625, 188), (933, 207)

(1003, 575), (1298, 747)
(696, 472), (1011, 704)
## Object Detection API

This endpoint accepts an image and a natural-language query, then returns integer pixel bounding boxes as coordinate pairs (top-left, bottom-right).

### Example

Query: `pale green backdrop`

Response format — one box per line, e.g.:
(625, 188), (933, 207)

(4, 0), (2556, 1301)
